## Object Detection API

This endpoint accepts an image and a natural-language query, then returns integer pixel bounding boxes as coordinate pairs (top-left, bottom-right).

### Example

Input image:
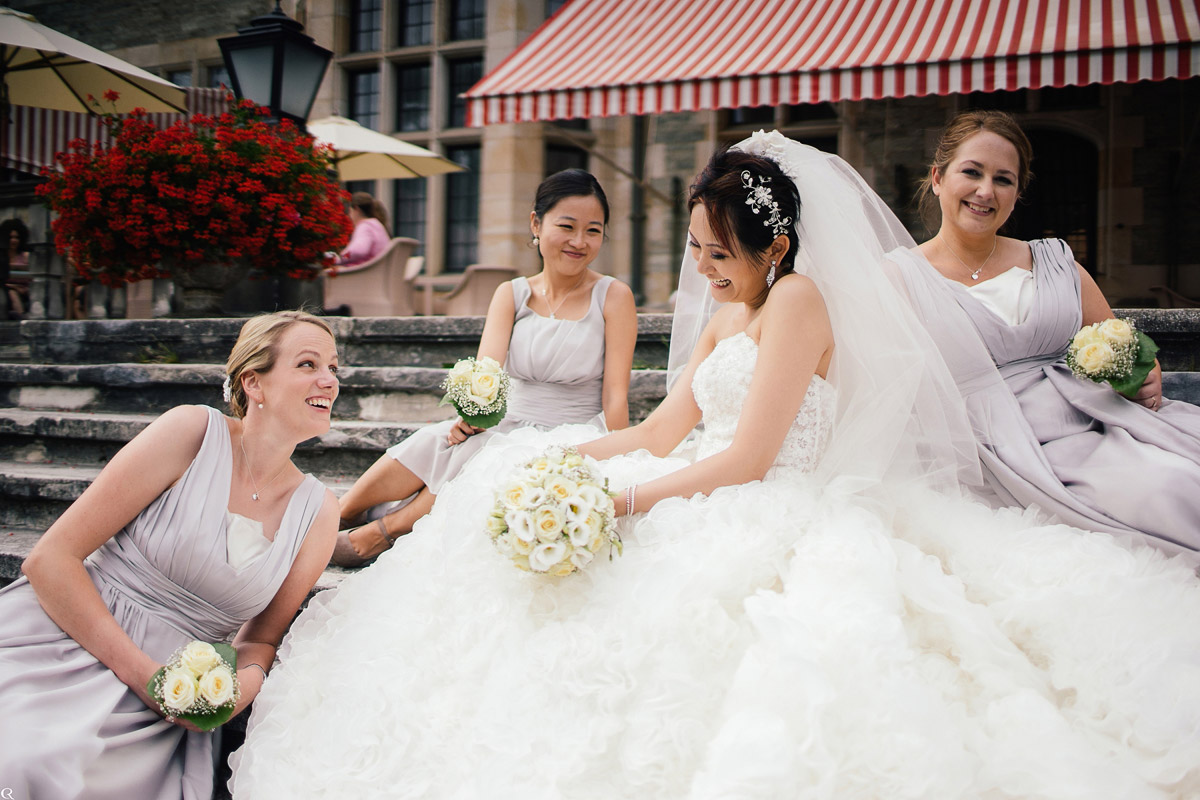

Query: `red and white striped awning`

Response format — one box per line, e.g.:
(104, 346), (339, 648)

(3, 87), (228, 174)
(466, 0), (1200, 125)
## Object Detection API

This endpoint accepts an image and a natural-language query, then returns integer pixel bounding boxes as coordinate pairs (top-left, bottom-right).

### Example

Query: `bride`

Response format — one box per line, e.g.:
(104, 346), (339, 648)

(230, 133), (1200, 798)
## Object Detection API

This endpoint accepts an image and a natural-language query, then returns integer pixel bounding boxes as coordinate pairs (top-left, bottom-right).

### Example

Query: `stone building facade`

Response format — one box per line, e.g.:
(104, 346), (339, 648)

(9, 0), (1197, 307)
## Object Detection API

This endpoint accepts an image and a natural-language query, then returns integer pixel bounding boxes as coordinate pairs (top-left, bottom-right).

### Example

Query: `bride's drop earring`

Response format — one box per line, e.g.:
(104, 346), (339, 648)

(766, 260), (777, 288)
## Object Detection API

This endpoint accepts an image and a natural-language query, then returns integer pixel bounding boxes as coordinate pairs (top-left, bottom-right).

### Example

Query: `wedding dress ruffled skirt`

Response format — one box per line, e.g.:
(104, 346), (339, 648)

(231, 421), (1200, 799)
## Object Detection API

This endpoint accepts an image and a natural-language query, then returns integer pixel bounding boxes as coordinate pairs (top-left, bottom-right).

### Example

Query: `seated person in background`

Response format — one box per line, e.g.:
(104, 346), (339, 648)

(333, 192), (391, 268)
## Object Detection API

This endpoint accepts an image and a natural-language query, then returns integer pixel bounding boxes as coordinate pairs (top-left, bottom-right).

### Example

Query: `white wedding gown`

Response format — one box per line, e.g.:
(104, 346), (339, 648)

(231, 332), (1200, 799)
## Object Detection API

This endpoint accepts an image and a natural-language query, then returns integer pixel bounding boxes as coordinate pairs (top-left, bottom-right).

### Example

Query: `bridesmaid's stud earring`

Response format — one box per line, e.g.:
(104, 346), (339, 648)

(257, 402), (263, 409)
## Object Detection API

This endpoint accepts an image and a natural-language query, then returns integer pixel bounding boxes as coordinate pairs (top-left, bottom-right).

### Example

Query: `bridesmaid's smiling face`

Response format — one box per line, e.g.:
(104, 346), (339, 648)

(251, 323), (340, 440)
(932, 131), (1021, 237)
(530, 194), (606, 278)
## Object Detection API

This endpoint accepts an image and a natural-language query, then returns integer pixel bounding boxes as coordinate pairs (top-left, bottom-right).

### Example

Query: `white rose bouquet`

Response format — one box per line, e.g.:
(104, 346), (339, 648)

(1066, 318), (1159, 398)
(440, 356), (510, 429)
(147, 641), (240, 730)
(487, 445), (621, 577)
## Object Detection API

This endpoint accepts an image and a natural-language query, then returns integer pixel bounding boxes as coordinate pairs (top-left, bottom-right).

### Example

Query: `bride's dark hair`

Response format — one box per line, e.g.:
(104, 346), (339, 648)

(688, 148), (801, 279)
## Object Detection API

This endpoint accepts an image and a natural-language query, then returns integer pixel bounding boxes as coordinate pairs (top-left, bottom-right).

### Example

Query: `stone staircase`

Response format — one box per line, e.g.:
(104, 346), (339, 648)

(2, 309), (1199, 591)
(0, 314), (672, 590)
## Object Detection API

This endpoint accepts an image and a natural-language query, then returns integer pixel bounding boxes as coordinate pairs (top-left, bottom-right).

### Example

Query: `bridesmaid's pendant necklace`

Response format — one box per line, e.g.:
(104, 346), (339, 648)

(240, 434), (287, 501)
(940, 234), (997, 281)
(541, 273), (588, 319)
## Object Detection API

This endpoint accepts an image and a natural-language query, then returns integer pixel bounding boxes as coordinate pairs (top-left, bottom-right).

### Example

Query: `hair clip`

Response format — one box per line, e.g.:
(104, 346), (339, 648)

(741, 170), (791, 239)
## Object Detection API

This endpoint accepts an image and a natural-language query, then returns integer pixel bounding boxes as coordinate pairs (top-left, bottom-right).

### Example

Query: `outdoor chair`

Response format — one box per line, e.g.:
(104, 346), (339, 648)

(431, 264), (518, 316)
(323, 237), (422, 317)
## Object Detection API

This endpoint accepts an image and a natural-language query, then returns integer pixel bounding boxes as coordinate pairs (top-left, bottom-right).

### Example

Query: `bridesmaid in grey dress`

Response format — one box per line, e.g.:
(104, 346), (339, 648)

(0, 311), (341, 799)
(333, 169), (637, 567)
(899, 110), (1200, 558)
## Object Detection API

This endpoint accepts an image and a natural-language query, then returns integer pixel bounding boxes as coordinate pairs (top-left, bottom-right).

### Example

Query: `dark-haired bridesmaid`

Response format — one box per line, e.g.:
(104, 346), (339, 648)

(332, 169), (637, 566)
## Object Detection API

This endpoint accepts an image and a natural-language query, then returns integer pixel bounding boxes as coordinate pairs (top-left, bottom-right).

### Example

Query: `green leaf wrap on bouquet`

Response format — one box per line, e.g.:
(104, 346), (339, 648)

(1107, 330), (1159, 398)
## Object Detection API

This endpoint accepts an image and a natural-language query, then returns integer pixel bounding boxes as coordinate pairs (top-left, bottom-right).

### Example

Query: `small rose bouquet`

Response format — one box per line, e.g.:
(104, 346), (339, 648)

(1066, 318), (1159, 398)
(487, 445), (621, 576)
(147, 641), (240, 731)
(441, 356), (510, 429)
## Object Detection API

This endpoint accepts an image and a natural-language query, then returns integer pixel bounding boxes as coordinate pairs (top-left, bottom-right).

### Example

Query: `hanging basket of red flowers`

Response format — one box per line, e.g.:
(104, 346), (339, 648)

(37, 92), (353, 288)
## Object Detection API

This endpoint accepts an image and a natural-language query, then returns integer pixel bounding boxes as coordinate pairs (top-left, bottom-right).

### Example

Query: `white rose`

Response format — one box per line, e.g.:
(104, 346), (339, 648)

(500, 481), (528, 510)
(548, 558), (576, 577)
(160, 666), (199, 713)
(584, 509), (606, 539)
(1071, 324), (1105, 351)
(178, 641), (222, 677)
(534, 505), (566, 543)
(469, 372), (500, 405)
(529, 540), (568, 572)
(198, 664), (236, 707)
(506, 509), (536, 543)
(1075, 341), (1116, 374)
(494, 533), (517, 556)
(476, 356), (503, 374)
(511, 535), (534, 555)
(544, 475), (579, 504)
(528, 456), (551, 476)
(446, 360), (473, 386)
(485, 511), (508, 537)
(1098, 318), (1135, 348)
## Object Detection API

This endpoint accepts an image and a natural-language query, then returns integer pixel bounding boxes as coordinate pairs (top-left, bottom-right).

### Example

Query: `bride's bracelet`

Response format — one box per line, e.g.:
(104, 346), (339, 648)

(625, 485), (637, 516)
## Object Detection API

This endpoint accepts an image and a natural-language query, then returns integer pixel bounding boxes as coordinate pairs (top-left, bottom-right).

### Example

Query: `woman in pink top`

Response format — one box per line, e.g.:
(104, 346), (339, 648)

(336, 192), (391, 267)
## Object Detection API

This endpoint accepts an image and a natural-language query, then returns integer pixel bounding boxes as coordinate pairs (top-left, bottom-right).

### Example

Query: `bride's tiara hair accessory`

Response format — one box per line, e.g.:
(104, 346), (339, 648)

(222, 376), (232, 404)
(740, 170), (791, 239)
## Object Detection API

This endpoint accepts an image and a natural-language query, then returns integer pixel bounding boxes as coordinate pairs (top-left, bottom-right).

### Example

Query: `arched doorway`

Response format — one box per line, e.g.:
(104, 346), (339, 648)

(1012, 129), (1099, 273)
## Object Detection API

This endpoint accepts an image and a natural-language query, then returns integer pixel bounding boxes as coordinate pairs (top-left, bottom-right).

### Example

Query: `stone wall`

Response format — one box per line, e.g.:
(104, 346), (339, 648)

(8, 0), (263, 51)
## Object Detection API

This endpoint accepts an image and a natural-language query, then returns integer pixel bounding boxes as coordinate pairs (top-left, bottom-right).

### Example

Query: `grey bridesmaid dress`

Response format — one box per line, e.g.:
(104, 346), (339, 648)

(899, 239), (1200, 557)
(0, 405), (326, 800)
(385, 275), (614, 494)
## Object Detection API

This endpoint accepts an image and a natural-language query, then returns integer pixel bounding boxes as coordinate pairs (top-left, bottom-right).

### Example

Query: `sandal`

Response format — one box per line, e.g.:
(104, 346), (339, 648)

(330, 519), (398, 568)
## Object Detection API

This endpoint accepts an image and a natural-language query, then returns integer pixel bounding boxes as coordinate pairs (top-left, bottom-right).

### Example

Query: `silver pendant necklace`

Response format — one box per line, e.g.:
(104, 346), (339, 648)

(240, 434), (287, 501)
(939, 234), (997, 281)
(541, 274), (588, 319)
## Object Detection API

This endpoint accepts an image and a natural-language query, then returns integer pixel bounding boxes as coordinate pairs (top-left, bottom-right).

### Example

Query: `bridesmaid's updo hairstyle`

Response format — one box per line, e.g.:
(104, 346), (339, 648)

(531, 169), (610, 245)
(916, 110), (1034, 230)
(224, 311), (336, 418)
(688, 148), (801, 279)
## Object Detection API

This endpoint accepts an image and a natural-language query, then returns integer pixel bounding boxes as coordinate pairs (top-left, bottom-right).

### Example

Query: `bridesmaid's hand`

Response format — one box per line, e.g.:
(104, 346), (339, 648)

(447, 418), (484, 446)
(1132, 360), (1163, 411)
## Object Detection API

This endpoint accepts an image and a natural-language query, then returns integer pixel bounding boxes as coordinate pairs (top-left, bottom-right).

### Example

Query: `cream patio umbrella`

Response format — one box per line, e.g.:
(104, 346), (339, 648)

(0, 7), (185, 114)
(306, 115), (465, 181)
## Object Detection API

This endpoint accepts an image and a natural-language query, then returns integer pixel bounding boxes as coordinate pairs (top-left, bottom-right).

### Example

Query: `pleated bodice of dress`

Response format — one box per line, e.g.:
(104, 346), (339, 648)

(504, 275), (612, 427)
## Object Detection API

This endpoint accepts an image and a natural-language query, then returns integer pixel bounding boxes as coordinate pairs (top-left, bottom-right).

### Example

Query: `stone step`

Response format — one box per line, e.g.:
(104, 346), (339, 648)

(0, 459), (360, 537)
(15, 314), (675, 369)
(0, 408), (421, 479)
(0, 363), (669, 423)
(0, 525), (353, 595)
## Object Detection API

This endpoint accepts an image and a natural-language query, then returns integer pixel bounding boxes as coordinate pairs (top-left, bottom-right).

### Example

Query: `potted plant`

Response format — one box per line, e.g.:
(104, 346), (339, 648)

(37, 91), (353, 316)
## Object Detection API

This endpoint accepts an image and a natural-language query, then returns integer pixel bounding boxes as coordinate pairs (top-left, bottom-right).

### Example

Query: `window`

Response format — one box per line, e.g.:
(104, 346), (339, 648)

(727, 106), (774, 127)
(399, 0), (434, 46)
(785, 102), (837, 123)
(545, 144), (587, 176)
(444, 145), (480, 272)
(350, 0), (383, 52)
(207, 64), (229, 89)
(393, 178), (427, 254)
(348, 69), (381, 130)
(167, 68), (193, 88)
(546, 0), (570, 17)
(446, 57), (483, 129)
(449, 0), (485, 41)
(395, 63), (430, 132)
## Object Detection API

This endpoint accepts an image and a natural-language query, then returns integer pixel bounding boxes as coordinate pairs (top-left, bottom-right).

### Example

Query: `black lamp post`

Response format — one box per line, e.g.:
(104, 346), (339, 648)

(218, 1), (332, 125)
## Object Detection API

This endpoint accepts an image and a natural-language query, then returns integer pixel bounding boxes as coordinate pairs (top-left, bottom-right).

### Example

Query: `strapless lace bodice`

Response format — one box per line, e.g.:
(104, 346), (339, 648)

(691, 332), (836, 474)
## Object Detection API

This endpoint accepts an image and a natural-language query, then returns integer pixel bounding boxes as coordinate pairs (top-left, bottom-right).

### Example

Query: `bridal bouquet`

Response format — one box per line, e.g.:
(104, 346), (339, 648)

(147, 641), (240, 730)
(487, 446), (620, 576)
(1066, 318), (1159, 398)
(441, 356), (510, 428)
